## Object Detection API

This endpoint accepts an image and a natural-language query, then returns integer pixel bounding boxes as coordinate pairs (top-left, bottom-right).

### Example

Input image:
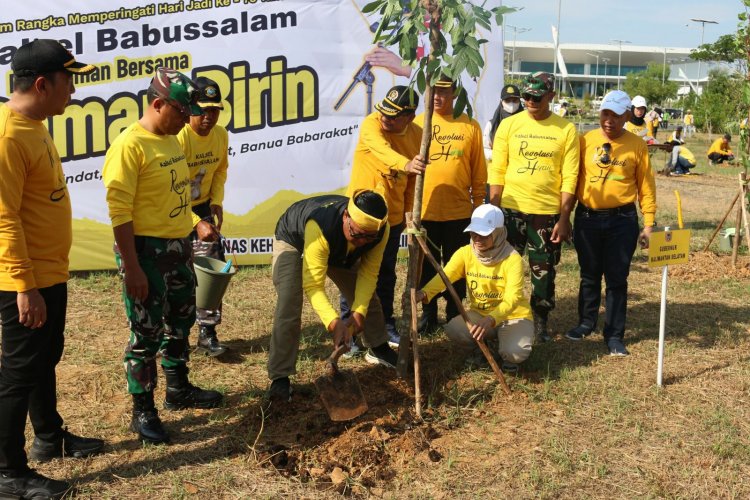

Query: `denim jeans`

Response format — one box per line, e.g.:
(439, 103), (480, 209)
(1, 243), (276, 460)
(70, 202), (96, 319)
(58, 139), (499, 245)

(573, 206), (639, 340)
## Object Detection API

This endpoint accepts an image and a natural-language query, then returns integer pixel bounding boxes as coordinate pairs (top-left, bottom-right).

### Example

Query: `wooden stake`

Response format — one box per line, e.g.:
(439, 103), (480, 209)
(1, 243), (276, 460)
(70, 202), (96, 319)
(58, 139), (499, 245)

(741, 173), (750, 255)
(732, 187), (743, 266)
(410, 288), (422, 418)
(703, 191), (740, 252)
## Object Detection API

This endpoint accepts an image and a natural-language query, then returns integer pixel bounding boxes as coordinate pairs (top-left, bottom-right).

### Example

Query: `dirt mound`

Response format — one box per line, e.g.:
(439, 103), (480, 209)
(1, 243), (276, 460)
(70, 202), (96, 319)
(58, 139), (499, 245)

(669, 251), (750, 282)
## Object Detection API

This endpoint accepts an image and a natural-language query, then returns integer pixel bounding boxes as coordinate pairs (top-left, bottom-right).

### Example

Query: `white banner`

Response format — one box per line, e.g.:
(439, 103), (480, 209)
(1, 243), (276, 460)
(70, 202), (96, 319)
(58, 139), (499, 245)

(0, 0), (503, 269)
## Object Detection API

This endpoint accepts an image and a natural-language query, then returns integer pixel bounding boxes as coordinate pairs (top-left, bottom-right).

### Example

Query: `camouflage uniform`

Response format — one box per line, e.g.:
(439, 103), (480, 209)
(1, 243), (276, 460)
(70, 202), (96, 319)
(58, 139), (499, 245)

(502, 208), (561, 316)
(116, 237), (196, 394)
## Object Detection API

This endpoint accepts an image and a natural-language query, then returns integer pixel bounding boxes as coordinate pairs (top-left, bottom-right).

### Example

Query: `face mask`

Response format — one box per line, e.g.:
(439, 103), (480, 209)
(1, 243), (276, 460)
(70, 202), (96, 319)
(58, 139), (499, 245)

(502, 100), (520, 114)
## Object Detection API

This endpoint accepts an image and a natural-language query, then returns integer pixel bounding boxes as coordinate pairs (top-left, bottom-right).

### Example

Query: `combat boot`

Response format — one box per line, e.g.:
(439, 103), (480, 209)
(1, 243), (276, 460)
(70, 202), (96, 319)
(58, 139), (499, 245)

(533, 312), (552, 343)
(196, 325), (227, 357)
(163, 365), (223, 410)
(130, 392), (170, 445)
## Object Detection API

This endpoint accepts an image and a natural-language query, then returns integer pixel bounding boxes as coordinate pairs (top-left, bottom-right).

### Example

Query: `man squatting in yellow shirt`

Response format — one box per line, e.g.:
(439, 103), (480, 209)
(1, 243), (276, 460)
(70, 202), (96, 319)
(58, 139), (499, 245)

(267, 191), (394, 402)
(345, 85), (425, 351)
(707, 134), (735, 165)
(564, 90), (656, 357)
(103, 68), (223, 446)
(0, 39), (103, 499)
(489, 72), (580, 343)
(415, 76), (487, 332)
(177, 77), (230, 357)
(416, 205), (533, 373)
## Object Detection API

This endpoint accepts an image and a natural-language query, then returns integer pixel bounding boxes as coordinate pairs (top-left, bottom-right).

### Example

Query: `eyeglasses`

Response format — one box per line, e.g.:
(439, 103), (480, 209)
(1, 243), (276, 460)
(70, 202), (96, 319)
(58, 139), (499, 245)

(521, 93), (544, 103)
(165, 99), (190, 118)
(347, 218), (379, 241)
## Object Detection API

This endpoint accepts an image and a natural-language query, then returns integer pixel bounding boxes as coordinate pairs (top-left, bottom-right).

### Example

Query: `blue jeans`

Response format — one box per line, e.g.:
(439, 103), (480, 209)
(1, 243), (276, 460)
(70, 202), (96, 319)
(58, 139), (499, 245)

(573, 206), (639, 340)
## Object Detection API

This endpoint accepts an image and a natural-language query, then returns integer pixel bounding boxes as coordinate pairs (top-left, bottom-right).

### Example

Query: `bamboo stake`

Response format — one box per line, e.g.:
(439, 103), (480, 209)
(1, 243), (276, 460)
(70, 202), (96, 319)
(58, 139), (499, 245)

(413, 233), (511, 395)
(741, 173), (750, 255)
(732, 187), (743, 266)
(702, 191), (740, 252)
(410, 288), (422, 418)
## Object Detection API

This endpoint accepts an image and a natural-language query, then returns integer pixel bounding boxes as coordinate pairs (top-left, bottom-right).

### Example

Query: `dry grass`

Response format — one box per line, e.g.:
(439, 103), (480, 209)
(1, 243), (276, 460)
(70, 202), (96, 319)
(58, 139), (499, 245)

(28, 132), (750, 498)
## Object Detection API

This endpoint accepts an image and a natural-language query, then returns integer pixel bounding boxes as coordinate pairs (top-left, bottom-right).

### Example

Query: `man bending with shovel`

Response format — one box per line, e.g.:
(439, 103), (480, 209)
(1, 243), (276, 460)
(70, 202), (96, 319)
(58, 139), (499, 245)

(268, 190), (395, 402)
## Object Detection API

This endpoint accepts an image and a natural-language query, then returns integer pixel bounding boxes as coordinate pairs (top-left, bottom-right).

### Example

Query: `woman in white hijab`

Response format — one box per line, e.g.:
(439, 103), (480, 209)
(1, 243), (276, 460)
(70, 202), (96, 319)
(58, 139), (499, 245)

(415, 204), (533, 372)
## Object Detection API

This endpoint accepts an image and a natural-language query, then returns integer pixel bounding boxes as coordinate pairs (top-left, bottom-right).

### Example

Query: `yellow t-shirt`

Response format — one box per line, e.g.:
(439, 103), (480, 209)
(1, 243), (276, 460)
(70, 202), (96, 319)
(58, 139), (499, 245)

(683, 114), (694, 126)
(415, 112), (487, 221)
(301, 219), (389, 328)
(346, 112), (421, 226)
(103, 122), (193, 239)
(677, 146), (696, 166)
(176, 124), (229, 227)
(577, 129), (657, 226)
(421, 245), (532, 324)
(624, 121), (648, 138)
(0, 104), (71, 292)
(489, 111), (580, 214)
(707, 138), (732, 156)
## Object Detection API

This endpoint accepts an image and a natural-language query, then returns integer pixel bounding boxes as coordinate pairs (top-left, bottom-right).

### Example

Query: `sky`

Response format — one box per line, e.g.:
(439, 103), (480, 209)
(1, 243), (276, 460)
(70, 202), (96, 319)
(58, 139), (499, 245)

(502, 0), (740, 49)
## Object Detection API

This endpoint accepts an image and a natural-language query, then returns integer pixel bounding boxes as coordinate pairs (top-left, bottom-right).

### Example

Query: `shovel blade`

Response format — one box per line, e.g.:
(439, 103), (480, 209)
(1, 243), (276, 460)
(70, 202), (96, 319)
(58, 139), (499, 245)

(314, 367), (368, 422)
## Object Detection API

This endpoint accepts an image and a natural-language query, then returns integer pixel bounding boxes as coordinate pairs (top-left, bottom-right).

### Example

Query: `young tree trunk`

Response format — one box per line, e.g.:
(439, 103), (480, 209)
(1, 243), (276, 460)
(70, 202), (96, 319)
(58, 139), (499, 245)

(396, 1), (440, 385)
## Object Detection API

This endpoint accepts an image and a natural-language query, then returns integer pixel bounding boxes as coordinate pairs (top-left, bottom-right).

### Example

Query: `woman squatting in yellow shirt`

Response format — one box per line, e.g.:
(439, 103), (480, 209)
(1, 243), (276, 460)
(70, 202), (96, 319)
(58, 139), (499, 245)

(415, 204), (533, 373)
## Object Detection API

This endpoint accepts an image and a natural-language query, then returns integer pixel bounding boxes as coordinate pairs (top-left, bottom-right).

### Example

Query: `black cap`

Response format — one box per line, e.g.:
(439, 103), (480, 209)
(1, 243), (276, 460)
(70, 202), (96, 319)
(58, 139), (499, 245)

(500, 84), (520, 100)
(434, 74), (456, 89)
(11, 39), (94, 77)
(374, 85), (419, 117)
(194, 76), (224, 110)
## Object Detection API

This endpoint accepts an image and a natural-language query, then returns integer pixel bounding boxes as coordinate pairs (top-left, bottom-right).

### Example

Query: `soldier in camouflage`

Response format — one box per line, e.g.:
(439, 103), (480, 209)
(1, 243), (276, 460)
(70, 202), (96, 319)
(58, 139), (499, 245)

(103, 68), (223, 445)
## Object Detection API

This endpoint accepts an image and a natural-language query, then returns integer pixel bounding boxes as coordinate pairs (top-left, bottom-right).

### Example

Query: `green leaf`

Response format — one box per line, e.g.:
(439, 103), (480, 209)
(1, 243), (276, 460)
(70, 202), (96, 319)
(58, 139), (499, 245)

(454, 86), (468, 119)
(361, 0), (383, 14)
(417, 69), (426, 94)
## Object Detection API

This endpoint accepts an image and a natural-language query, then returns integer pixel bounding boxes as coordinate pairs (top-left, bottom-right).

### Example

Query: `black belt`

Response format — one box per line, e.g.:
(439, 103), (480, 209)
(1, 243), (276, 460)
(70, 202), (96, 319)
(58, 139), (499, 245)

(576, 202), (635, 217)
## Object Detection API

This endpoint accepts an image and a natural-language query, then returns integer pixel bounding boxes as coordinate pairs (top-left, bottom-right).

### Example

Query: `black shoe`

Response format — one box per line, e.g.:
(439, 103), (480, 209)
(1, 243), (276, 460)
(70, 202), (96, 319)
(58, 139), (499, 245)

(364, 343), (398, 369)
(417, 314), (439, 335)
(565, 325), (593, 341)
(0, 469), (71, 499)
(533, 313), (552, 343)
(268, 377), (292, 403)
(385, 320), (401, 349)
(196, 326), (227, 357)
(131, 392), (170, 445)
(501, 361), (519, 374)
(607, 338), (630, 357)
(29, 429), (104, 462)
(163, 366), (223, 410)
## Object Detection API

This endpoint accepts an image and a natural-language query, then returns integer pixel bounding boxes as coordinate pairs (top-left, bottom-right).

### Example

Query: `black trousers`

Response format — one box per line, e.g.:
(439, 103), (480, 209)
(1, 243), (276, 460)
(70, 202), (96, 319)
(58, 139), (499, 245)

(0, 283), (66, 474)
(419, 219), (471, 322)
(573, 207), (639, 341)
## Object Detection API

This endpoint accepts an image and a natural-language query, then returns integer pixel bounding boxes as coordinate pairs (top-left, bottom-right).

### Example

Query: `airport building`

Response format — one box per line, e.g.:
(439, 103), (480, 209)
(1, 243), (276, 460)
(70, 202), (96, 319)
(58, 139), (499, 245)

(505, 41), (733, 98)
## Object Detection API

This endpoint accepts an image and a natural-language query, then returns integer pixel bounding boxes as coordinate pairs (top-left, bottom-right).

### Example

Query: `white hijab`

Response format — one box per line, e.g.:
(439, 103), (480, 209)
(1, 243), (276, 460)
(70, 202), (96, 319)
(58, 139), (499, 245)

(471, 226), (515, 266)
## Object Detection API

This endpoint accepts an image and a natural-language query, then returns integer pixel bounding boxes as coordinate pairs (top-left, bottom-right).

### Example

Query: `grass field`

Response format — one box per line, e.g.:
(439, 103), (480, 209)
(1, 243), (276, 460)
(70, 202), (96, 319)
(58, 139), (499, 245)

(28, 132), (750, 498)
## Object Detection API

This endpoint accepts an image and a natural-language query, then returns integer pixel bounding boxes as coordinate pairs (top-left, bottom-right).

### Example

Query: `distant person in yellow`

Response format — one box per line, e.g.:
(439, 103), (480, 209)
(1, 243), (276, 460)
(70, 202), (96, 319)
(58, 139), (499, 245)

(345, 85), (425, 351)
(707, 134), (735, 165)
(103, 68), (223, 446)
(624, 95), (652, 142)
(565, 90), (656, 356)
(489, 71), (580, 343)
(267, 191), (394, 402)
(415, 204), (533, 373)
(177, 77), (229, 358)
(415, 76), (487, 333)
(665, 126), (696, 175)
(683, 109), (695, 137)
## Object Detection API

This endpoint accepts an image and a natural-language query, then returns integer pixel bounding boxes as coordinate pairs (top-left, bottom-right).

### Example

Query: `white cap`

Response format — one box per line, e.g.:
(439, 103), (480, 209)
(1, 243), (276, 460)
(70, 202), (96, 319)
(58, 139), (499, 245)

(632, 95), (647, 109)
(600, 90), (631, 115)
(463, 204), (505, 236)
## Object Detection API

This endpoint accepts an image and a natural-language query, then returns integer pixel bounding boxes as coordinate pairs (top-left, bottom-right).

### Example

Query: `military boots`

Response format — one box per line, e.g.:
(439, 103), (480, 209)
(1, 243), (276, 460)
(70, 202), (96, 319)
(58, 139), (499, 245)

(196, 325), (227, 357)
(163, 365), (223, 410)
(131, 392), (169, 445)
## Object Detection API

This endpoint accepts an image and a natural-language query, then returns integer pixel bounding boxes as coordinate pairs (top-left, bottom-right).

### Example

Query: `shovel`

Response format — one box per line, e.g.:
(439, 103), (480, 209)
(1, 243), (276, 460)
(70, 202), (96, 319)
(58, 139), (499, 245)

(314, 342), (368, 421)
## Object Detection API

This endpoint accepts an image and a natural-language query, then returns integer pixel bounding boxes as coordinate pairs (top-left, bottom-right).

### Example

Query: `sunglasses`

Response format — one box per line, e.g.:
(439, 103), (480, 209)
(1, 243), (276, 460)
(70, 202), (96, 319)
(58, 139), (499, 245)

(599, 143), (612, 165)
(347, 218), (379, 241)
(521, 93), (545, 103)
